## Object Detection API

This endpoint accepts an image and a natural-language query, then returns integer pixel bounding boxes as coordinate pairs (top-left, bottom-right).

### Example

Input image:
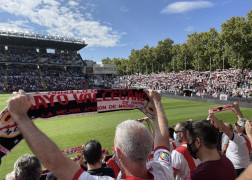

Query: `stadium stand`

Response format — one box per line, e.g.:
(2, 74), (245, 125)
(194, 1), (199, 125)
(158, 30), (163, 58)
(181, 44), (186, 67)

(0, 32), (119, 92)
(113, 69), (252, 101)
(0, 32), (251, 102)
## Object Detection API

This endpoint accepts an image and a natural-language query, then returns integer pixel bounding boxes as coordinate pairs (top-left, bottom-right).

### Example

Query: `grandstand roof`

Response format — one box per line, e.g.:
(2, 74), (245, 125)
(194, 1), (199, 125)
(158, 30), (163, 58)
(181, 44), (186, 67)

(0, 34), (87, 51)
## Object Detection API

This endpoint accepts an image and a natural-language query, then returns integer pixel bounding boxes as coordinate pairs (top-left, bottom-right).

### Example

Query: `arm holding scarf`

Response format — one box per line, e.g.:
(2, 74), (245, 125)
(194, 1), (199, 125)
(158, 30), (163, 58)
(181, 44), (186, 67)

(7, 90), (81, 180)
(144, 90), (169, 149)
(208, 110), (233, 140)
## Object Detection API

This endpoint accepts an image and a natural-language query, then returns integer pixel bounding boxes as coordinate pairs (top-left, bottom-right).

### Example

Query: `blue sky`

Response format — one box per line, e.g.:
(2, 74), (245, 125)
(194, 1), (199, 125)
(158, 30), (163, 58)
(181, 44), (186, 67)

(0, 0), (251, 63)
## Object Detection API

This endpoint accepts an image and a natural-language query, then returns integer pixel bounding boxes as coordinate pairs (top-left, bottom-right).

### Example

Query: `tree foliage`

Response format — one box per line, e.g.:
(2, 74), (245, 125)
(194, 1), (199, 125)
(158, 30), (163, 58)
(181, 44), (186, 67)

(101, 9), (252, 75)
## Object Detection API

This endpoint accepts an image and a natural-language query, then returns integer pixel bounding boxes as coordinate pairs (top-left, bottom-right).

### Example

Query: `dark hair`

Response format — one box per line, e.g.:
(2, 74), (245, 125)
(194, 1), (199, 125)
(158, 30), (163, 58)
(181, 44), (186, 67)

(185, 119), (219, 149)
(83, 140), (102, 165)
(169, 127), (175, 139)
(177, 122), (187, 132)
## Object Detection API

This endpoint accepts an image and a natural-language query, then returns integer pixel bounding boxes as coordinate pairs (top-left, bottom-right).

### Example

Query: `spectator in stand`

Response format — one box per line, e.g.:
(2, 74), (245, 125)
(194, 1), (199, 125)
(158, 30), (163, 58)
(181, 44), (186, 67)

(170, 124), (184, 152)
(7, 89), (173, 180)
(210, 103), (251, 177)
(81, 140), (115, 178)
(171, 122), (201, 180)
(169, 126), (179, 152)
(184, 119), (236, 180)
(14, 154), (42, 180)
(113, 69), (252, 100)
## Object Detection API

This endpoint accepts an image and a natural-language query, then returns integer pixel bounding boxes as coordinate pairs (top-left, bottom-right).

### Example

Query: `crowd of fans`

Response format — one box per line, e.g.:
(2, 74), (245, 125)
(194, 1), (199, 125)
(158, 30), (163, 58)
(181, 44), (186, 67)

(0, 46), (84, 65)
(0, 46), (120, 92)
(113, 69), (252, 99)
(0, 46), (251, 103)
(6, 65), (43, 92)
(7, 47), (38, 63)
(0, 63), (119, 92)
(0, 47), (4, 61)
(4, 90), (252, 180)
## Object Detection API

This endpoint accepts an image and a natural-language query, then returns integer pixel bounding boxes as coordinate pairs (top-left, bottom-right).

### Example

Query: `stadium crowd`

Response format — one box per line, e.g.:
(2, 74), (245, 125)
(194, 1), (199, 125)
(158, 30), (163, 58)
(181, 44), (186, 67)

(0, 46), (251, 103)
(4, 89), (252, 180)
(113, 69), (252, 99)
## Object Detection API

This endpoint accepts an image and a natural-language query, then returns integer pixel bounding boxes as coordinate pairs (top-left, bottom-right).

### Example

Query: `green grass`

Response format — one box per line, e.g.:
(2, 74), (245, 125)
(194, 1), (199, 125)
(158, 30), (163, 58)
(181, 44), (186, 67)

(0, 94), (251, 179)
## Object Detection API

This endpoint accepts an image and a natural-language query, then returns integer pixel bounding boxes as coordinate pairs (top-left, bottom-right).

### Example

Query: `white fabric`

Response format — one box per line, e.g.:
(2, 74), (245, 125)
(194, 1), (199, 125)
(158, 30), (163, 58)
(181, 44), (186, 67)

(221, 133), (230, 149)
(171, 144), (201, 180)
(226, 133), (250, 169)
(146, 148), (174, 180)
(76, 147), (174, 180)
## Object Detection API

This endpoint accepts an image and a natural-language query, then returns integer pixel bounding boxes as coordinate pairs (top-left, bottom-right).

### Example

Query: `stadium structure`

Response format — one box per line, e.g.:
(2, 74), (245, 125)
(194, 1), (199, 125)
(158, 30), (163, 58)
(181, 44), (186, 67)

(0, 30), (117, 92)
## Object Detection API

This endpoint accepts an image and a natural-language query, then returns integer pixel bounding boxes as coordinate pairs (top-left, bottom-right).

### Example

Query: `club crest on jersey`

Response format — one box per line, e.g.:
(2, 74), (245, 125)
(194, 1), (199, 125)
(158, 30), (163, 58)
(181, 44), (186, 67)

(159, 152), (171, 165)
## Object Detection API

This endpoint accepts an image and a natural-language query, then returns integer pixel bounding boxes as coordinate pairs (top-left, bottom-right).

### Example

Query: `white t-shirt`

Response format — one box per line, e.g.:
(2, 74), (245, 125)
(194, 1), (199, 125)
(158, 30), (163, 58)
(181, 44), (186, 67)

(171, 143), (201, 180)
(221, 133), (230, 149)
(73, 146), (174, 180)
(226, 133), (251, 169)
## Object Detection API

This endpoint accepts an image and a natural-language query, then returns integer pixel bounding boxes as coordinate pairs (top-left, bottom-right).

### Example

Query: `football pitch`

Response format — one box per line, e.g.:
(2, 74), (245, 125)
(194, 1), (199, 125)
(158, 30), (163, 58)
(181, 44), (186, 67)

(0, 93), (252, 178)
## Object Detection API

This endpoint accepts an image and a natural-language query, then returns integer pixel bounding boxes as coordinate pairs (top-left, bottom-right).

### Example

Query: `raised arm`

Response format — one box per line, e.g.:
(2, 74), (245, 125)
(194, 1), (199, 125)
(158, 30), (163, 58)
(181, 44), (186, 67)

(144, 89), (169, 149)
(208, 110), (233, 139)
(138, 117), (155, 141)
(7, 90), (80, 180)
(245, 120), (252, 142)
(236, 120), (252, 180)
(233, 102), (244, 119)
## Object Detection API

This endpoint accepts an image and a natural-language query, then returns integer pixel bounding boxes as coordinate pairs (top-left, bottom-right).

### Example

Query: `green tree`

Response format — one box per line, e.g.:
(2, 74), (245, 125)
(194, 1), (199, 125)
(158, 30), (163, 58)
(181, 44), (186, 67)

(156, 38), (174, 72)
(221, 16), (250, 68)
(101, 57), (113, 64)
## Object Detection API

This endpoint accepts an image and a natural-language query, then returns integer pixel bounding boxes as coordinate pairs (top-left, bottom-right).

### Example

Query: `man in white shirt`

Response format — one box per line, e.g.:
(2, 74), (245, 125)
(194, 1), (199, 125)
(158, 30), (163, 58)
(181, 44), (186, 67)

(171, 122), (200, 180)
(209, 103), (251, 177)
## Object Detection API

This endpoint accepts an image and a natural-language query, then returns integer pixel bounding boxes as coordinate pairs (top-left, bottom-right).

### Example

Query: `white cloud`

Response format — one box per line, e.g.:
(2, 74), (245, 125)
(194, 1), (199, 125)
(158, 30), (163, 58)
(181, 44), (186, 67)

(0, 0), (122, 47)
(0, 21), (31, 33)
(120, 6), (129, 13)
(68, 0), (79, 7)
(161, 1), (214, 14)
(221, 0), (233, 6)
(185, 25), (194, 32)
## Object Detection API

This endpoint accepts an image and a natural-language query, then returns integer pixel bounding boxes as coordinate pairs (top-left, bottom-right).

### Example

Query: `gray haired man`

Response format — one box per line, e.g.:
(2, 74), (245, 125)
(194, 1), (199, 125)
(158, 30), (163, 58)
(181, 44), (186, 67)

(14, 154), (42, 180)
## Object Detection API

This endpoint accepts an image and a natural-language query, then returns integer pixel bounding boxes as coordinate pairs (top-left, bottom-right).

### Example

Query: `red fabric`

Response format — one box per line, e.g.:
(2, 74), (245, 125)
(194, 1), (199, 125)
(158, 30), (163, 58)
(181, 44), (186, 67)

(72, 168), (84, 180)
(242, 135), (251, 156)
(154, 146), (170, 152)
(172, 141), (176, 149)
(107, 157), (120, 177)
(175, 143), (196, 170)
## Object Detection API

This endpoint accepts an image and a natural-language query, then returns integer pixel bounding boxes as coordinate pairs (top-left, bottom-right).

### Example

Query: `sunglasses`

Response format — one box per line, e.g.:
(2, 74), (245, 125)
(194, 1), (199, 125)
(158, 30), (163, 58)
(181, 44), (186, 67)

(234, 123), (242, 127)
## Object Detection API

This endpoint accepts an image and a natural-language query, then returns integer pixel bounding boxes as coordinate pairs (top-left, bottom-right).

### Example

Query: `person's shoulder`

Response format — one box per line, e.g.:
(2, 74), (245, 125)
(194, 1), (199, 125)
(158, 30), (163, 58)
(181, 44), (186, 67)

(174, 143), (187, 153)
(94, 166), (115, 178)
(87, 167), (110, 174)
(154, 146), (170, 154)
(220, 155), (235, 166)
(102, 166), (115, 172)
